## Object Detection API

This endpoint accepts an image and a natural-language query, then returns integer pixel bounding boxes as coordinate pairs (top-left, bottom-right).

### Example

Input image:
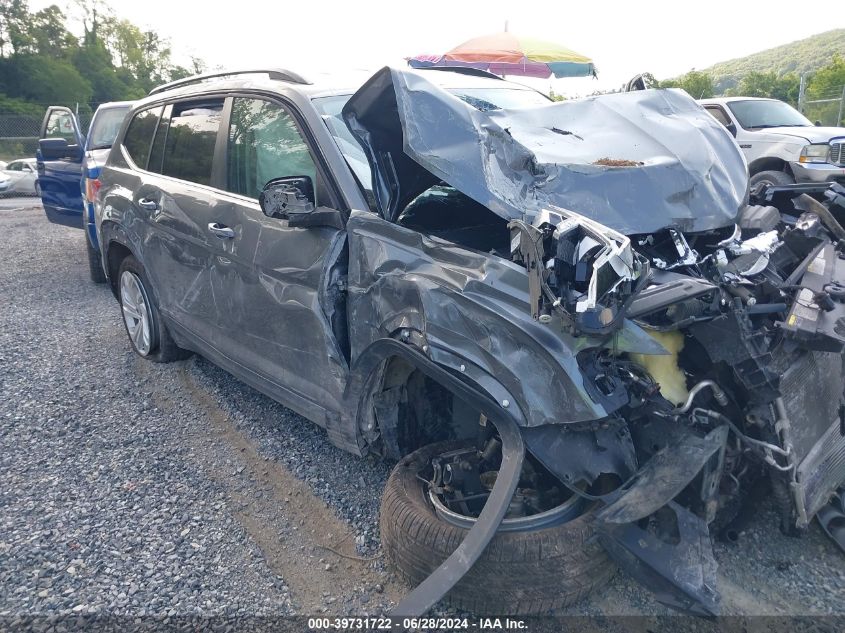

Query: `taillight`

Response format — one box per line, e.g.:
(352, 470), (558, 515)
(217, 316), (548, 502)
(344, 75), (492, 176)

(85, 178), (102, 203)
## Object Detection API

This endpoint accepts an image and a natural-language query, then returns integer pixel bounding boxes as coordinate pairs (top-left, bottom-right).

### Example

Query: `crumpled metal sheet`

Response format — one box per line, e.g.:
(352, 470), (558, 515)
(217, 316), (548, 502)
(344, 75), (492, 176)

(344, 210), (609, 426)
(597, 501), (721, 616)
(598, 425), (729, 524)
(343, 67), (748, 234)
(346, 210), (667, 427)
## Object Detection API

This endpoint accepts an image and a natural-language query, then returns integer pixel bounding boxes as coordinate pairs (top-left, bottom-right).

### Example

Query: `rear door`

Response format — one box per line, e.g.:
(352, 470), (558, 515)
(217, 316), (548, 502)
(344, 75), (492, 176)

(132, 98), (229, 338)
(36, 106), (85, 223)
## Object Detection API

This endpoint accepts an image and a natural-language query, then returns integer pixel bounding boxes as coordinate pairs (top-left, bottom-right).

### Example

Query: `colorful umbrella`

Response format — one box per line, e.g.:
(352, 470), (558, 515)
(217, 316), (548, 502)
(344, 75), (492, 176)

(409, 32), (595, 79)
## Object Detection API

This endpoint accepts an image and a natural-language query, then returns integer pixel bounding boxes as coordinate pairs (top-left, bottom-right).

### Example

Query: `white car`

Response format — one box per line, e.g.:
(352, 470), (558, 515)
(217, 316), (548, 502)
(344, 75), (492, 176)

(1, 158), (39, 196)
(698, 97), (845, 190)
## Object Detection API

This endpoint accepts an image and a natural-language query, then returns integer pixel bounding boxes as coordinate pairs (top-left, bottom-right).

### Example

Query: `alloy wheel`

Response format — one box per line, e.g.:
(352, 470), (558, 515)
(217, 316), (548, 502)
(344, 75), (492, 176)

(120, 270), (153, 355)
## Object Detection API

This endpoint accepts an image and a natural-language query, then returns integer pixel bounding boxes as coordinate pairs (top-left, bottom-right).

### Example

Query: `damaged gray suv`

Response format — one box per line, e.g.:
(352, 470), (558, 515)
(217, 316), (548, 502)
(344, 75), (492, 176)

(95, 66), (845, 617)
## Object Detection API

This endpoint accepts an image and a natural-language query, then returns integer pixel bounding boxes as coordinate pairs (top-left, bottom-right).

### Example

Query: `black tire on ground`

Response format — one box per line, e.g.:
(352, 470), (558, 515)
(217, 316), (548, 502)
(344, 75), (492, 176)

(380, 440), (615, 615)
(749, 169), (795, 191)
(117, 255), (191, 363)
(85, 235), (108, 284)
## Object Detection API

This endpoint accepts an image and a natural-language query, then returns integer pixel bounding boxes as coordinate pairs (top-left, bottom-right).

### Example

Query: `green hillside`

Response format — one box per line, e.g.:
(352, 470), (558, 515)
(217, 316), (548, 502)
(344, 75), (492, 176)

(704, 29), (845, 93)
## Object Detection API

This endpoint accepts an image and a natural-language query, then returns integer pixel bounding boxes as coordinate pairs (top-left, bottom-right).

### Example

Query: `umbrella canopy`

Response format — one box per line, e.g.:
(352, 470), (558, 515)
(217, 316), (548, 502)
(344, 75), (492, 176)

(409, 32), (595, 79)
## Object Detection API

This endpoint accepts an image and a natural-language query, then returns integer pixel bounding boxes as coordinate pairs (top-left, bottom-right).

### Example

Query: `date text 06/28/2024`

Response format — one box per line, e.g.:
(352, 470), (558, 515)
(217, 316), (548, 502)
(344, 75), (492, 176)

(307, 617), (528, 630)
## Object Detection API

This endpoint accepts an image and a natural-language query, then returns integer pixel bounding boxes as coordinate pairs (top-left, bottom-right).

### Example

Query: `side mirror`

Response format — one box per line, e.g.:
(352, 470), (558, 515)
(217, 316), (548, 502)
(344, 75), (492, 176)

(259, 176), (315, 219)
(815, 120), (822, 127)
(38, 138), (82, 162)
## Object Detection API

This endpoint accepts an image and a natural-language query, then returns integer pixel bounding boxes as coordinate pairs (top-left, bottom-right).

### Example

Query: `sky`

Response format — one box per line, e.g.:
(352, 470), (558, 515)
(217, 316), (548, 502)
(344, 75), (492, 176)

(35, 0), (845, 97)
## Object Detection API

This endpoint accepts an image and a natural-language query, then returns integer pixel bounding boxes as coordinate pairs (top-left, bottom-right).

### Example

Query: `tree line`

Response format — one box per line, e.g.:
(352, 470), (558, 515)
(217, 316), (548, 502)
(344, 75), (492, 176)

(550, 56), (845, 126)
(658, 56), (845, 124)
(0, 0), (203, 118)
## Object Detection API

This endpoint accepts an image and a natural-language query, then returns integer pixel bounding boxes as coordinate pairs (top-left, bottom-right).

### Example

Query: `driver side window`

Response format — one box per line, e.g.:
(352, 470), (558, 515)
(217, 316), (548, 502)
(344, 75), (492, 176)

(705, 106), (731, 128)
(45, 110), (77, 143)
(226, 97), (324, 205)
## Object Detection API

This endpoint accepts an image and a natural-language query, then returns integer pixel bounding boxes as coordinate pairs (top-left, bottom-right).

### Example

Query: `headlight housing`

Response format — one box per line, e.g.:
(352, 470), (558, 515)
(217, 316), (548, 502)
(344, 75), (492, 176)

(799, 143), (830, 164)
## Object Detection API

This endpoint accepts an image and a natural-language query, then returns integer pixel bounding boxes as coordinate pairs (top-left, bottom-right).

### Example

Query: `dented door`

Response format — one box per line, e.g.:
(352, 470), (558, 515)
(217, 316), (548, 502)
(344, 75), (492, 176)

(208, 96), (350, 414)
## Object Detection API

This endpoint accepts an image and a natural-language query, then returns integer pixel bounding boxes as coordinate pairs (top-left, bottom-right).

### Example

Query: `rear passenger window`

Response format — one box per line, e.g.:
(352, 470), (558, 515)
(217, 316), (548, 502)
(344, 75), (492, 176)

(225, 98), (319, 201)
(161, 100), (224, 186)
(123, 107), (162, 169)
(147, 105), (171, 175)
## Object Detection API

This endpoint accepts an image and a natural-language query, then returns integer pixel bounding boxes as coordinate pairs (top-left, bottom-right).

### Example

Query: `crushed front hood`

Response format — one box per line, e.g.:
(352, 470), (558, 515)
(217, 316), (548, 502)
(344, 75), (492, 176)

(343, 67), (748, 234)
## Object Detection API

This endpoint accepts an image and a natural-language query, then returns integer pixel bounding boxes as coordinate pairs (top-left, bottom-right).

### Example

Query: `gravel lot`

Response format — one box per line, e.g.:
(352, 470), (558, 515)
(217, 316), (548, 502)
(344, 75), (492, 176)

(1, 201), (843, 626)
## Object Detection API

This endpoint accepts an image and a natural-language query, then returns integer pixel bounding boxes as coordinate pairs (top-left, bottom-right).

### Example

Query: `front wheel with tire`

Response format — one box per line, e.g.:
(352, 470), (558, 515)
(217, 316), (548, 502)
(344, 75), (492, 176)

(749, 169), (794, 192)
(380, 440), (615, 615)
(118, 255), (190, 363)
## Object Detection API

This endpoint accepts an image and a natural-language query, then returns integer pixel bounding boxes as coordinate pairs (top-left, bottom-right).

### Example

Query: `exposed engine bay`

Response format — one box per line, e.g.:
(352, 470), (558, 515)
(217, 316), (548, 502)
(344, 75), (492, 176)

(512, 182), (845, 614)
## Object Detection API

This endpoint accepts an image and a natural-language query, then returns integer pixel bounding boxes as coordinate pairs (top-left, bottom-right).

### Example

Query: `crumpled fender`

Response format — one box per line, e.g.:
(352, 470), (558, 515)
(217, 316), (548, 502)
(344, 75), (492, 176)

(344, 210), (664, 428)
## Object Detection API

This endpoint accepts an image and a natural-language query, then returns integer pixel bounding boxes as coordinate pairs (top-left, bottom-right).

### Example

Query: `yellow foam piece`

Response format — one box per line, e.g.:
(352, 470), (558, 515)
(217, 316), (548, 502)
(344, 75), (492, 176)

(630, 330), (689, 406)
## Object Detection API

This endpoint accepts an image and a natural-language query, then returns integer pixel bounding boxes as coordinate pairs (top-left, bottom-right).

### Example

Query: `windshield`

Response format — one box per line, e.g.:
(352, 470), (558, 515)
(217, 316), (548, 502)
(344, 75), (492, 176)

(313, 87), (551, 204)
(727, 99), (812, 130)
(312, 95), (374, 205)
(451, 88), (551, 112)
(87, 106), (131, 150)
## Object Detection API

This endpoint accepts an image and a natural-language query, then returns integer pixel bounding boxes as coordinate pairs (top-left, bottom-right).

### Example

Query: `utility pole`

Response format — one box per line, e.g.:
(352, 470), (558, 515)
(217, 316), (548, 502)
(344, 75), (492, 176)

(838, 84), (845, 126)
(798, 73), (807, 112)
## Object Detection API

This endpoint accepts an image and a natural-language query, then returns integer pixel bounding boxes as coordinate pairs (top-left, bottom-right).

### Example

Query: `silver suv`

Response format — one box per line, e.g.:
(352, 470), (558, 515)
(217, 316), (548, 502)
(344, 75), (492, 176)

(96, 67), (845, 618)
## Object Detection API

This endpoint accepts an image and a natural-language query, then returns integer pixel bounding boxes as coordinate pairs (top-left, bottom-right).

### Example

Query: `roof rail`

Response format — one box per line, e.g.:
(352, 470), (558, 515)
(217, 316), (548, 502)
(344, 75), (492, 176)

(148, 69), (311, 96)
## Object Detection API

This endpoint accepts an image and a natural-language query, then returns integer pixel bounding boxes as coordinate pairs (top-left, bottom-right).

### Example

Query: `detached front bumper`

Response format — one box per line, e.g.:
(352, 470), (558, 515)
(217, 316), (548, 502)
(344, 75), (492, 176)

(791, 161), (845, 184)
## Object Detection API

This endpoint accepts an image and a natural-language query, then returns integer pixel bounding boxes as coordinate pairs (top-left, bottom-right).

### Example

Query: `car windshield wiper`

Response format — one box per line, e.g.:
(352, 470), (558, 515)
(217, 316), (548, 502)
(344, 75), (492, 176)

(748, 124), (805, 129)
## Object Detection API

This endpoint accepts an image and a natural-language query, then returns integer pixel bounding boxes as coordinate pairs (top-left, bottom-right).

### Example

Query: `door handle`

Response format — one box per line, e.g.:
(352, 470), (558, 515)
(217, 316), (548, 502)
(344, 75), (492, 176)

(138, 198), (159, 211)
(208, 222), (235, 239)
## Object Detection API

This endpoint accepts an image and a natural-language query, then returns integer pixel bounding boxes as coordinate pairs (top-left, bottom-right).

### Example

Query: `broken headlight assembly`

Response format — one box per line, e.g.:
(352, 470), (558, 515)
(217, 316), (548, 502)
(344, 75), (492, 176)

(509, 207), (649, 336)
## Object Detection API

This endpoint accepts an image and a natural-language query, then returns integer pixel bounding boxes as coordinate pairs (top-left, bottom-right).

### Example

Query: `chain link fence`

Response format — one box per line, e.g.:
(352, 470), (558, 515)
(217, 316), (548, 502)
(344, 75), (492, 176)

(799, 84), (845, 127)
(0, 105), (94, 162)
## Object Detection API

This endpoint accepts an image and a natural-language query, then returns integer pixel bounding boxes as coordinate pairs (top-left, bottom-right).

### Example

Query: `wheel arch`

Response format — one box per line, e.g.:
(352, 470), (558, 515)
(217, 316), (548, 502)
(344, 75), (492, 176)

(100, 220), (138, 299)
(345, 338), (528, 459)
(747, 155), (792, 177)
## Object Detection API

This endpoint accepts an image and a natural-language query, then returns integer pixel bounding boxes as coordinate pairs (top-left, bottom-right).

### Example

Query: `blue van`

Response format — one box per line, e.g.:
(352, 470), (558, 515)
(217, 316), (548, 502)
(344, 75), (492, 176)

(36, 101), (133, 282)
